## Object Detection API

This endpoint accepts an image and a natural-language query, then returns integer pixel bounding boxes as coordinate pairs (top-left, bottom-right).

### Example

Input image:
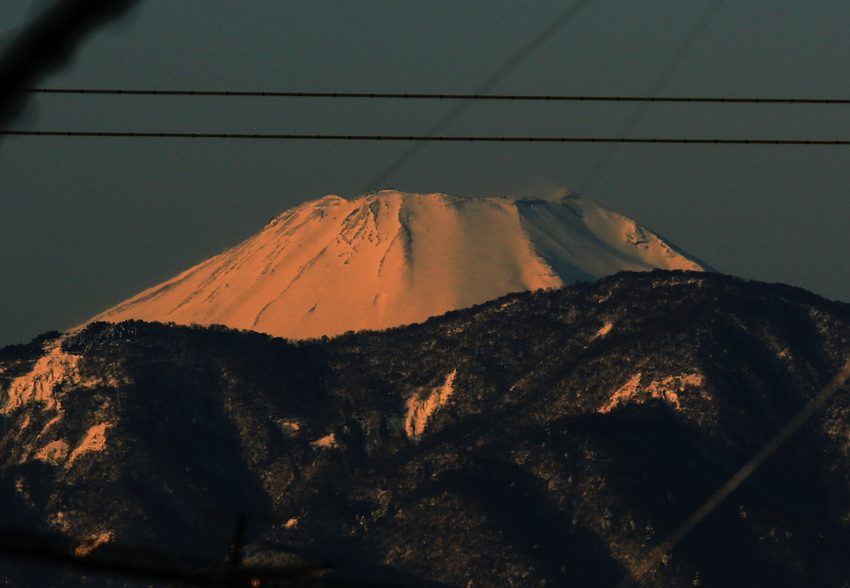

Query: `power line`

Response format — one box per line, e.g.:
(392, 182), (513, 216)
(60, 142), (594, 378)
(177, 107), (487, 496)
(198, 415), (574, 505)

(578, 0), (727, 192)
(0, 0), (142, 128)
(360, 0), (594, 194)
(2, 130), (849, 144)
(18, 88), (850, 104)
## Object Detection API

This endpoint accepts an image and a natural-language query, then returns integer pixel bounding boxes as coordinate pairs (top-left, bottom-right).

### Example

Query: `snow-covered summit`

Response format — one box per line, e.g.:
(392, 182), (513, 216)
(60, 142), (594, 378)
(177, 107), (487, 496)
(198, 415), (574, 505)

(88, 190), (711, 339)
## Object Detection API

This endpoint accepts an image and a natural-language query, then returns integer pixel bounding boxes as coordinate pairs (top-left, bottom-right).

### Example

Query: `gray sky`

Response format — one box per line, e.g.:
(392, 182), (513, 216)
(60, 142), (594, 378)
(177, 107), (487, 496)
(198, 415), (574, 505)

(1, 0), (849, 346)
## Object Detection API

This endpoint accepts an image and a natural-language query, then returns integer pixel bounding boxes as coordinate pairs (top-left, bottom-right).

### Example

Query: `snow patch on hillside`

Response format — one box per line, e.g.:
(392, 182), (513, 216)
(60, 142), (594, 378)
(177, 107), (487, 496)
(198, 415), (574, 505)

(3, 341), (75, 414)
(48, 512), (112, 556)
(74, 531), (113, 557)
(2, 340), (111, 416)
(33, 440), (70, 465)
(66, 422), (111, 466)
(277, 420), (302, 436)
(596, 322), (615, 338)
(600, 373), (644, 413)
(37, 413), (63, 437)
(3, 341), (121, 468)
(406, 370), (457, 437)
(312, 433), (338, 449)
(600, 373), (704, 413)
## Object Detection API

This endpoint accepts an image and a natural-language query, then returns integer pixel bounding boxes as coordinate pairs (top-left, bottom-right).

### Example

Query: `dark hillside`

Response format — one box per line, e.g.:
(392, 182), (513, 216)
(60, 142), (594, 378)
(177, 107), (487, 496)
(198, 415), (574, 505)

(2, 271), (850, 587)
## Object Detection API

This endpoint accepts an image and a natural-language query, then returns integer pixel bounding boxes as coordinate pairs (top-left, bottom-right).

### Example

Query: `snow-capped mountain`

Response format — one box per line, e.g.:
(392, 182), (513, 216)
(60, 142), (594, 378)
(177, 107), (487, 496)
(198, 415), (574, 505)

(88, 190), (711, 339)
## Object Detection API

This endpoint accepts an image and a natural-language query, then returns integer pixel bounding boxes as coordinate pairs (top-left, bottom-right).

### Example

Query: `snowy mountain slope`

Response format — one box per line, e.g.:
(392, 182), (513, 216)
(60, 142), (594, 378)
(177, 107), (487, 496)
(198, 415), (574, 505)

(88, 190), (710, 339)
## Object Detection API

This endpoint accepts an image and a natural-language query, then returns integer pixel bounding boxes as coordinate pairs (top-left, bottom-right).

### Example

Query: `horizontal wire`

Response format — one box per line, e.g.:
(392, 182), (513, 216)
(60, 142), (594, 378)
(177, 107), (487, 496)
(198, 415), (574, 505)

(2, 130), (849, 144)
(17, 88), (850, 104)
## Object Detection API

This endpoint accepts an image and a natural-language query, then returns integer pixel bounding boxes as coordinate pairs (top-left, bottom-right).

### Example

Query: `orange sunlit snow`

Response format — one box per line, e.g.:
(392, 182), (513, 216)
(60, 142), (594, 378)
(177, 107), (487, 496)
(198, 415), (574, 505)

(88, 190), (708, 339)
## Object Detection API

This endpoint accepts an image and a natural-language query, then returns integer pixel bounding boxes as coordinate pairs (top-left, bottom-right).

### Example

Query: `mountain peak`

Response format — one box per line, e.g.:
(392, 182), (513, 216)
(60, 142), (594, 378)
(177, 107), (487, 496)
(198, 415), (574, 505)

(88, 190), (711, 339)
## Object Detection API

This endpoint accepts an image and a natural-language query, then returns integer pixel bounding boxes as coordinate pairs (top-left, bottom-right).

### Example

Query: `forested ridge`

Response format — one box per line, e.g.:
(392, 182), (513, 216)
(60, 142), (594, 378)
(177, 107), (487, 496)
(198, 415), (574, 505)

(2, 270), (850, 587)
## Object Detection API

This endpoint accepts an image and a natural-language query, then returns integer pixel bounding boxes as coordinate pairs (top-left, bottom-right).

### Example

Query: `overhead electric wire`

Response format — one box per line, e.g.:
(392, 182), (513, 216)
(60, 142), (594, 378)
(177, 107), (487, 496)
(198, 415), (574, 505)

(0, 0), (142, 128)
(359, 0), (594, 194)
(578, 0), (726, 192)
(17, 88), (850, 103)
(2, 130), (849, 144)
(7, 3), (848, 586)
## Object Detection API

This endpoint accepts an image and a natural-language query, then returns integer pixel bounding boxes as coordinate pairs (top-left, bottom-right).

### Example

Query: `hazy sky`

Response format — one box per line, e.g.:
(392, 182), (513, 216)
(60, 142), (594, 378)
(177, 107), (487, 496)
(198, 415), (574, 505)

(1, 1), (849, 346)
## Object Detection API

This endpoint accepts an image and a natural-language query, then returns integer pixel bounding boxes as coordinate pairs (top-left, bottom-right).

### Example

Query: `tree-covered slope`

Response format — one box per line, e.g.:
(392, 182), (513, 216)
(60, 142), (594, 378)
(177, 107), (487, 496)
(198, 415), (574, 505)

(2, 271), (850, 587)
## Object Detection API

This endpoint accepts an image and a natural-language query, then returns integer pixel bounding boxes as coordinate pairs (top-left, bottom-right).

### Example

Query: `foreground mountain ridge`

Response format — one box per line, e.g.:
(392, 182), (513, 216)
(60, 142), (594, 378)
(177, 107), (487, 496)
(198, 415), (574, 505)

(3, 271), (850, 587)
(88, 190), (709, 339)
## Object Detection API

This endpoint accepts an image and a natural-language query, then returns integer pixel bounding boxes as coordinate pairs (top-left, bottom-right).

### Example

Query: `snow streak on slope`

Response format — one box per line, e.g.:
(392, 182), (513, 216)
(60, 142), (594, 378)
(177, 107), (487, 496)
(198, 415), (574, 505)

(89, 191), (710, 339)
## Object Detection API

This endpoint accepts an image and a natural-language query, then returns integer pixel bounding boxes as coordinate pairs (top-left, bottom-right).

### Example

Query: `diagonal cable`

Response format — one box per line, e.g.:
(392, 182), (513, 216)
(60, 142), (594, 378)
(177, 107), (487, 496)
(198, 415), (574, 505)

(578, 0), (726, 193)
(358, 0), (593, 194)
(617, 357), (850, 588)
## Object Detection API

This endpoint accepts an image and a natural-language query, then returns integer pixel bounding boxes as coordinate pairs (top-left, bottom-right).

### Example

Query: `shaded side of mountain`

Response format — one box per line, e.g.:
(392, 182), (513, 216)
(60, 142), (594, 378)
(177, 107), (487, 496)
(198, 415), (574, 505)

(2, 271), (850, 587)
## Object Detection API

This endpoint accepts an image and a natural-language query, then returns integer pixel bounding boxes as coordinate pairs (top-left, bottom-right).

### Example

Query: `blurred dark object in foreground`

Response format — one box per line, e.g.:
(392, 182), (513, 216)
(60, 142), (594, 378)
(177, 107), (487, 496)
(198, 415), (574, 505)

(0, 0), (141, 128)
